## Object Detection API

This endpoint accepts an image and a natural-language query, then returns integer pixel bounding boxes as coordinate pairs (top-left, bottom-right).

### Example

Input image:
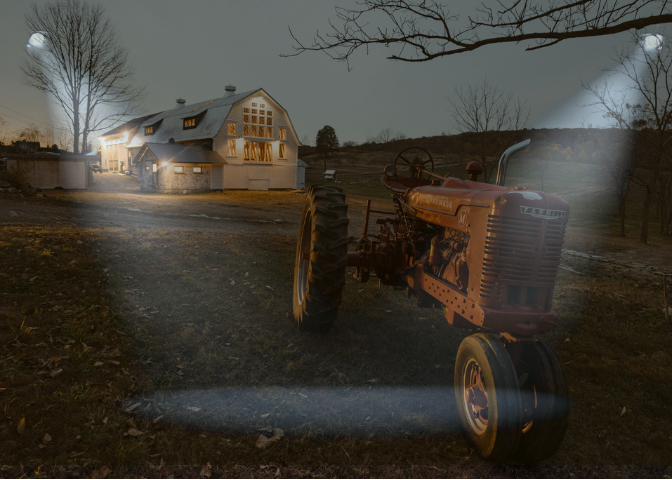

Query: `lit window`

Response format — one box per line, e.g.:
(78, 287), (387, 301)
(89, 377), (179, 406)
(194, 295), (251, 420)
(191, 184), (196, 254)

(265, 143), (272, 162)
(145, 166), (149, 171)
(260, 103), (265, 108)
(152, 164), (157, 173)
(259, 126), (265, 137)
(244, 108), (250, 113)
(244, 141), (251, 160)
(259, 142), (266, 162)
(251, 125), (257, 137)
(279, 128), (286, 140)
(184, 118), (196, 129)
(267, 111), (273, 117)
(228, 139), (236, 156)
(266, 118), (272, 126)
(251, 116), (258, 124)
(252, 102), (257, 107)
(252, 109), (258, 115)
(266, 127), (273, 139)
(279, 143), (286, 158)
(193, 167), (202, 173)
(145, 126), (154, 135)
(174, 166), (183, 173)
(258, 117), (265, 125)
(260, 110), (265, 115)
(228, 123), (236, 135)
(243, 115), (249, 123)
(243, 125), (249, 136)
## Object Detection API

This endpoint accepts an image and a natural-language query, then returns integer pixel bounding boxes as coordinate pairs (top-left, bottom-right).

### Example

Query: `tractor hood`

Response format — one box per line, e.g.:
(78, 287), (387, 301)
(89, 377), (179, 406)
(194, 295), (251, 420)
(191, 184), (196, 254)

(404, 177), (569, 227)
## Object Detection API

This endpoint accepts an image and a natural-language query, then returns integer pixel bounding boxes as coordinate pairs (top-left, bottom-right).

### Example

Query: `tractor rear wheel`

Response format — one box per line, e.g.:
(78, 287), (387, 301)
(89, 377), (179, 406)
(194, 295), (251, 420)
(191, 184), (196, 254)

(509, 340), (570, 463)
(455, 334), (522, 461)
(293, 185), (349, 331)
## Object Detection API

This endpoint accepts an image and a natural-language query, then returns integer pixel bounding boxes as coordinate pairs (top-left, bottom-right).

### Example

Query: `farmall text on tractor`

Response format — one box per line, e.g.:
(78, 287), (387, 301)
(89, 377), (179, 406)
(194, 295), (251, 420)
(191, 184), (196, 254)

(293, 140), (570, 463)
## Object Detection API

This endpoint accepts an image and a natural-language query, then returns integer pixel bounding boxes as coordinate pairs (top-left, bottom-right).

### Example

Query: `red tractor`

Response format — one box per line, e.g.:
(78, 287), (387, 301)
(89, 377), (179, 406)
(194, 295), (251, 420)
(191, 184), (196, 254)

(293, 140), (570, 463)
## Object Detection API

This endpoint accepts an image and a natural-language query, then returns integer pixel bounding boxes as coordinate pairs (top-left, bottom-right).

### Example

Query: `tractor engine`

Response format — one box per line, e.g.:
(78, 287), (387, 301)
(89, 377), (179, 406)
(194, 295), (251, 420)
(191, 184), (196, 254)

(349, 171), (569, 337)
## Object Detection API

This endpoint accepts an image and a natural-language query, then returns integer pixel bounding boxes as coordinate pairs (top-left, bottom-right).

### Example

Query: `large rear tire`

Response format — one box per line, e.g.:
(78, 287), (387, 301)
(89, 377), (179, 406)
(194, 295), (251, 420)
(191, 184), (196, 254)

(509, 340), (570, 463)
(293, 185), (349, 331)
(455, 334), (523, 461)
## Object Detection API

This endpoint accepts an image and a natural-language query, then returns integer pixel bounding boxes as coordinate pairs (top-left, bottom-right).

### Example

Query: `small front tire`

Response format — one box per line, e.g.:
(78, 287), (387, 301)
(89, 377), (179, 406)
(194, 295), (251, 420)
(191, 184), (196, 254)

(455, 334), (523, 461)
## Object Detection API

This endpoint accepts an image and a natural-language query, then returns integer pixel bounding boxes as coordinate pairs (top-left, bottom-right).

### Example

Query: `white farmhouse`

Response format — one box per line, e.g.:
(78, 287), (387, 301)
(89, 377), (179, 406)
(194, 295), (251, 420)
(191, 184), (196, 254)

(98, 86), (305, 192)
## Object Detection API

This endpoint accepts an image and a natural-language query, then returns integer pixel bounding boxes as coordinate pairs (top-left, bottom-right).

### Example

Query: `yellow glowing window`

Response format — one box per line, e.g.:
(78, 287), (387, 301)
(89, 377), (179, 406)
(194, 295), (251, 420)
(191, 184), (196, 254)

(258, 143), (266, 162)
(193, 167), (202, 173)
(174, 166), (183, 173)
(265, 143), (272, 162)
(152, 164), (157, 172)
(279, 143), (286, 158)
(252, 102), (257, 107)
(260, 103), (265, 108)
(258, 117), (265, 125)
(266, 118), (273, 126)
(184, 118), (196, 129)
(243, 108), (250, 113)
(243, 125), (249, 136)
(251, 116), (258, 124)
(267, 111), (273, 117)
(252, 109), (257, 114)
(244, 142), (251, 160)
(260, 110), (265, 115)
(228, 123), (236, 135)
(243, 114), (249, 123)
(228, 139), (236, 156)
(259, 126), (265, 137)
(279, 128), (286, 140)
(145, 126), (153, 135)
(266, 127), (273, 139)
(251, 125), (257, 137)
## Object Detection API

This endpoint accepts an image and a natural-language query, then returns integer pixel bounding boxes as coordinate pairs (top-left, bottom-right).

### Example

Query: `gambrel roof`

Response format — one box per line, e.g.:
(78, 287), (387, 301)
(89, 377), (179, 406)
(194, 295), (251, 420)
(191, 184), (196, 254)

(100, 113), (162, 137)
(125, 88), (301, 148)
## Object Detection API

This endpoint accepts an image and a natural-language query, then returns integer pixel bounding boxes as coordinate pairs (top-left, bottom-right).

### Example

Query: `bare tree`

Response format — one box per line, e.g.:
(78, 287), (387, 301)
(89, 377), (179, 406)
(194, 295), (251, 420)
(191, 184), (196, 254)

(18, 123), (42, 143)
(393, 131), (407, 141)
(286, 1), (672, 67)
(585, 32), (672, 243)
(0, 117), (9, 145)
(21, 0), (145, 154)
(377, 127), (395, 143)
(450, 79), (529, 181)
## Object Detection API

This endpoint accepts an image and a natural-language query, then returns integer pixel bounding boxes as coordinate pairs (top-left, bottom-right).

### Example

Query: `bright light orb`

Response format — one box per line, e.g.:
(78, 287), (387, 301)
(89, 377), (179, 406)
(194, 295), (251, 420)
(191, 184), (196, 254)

(644, 34), (663, 51)
(28, 32), (45, 48)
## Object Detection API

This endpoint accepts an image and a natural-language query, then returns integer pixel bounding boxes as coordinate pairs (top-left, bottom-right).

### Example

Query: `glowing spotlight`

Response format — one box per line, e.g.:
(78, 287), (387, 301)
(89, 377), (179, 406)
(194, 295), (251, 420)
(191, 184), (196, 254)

(642, 34), (663, 51)
(28, 32), (45, 48)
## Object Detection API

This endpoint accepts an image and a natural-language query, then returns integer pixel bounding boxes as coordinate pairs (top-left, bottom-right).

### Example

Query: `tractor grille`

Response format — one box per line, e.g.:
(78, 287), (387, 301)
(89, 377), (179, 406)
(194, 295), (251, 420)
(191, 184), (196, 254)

(479, 215), (565, 302)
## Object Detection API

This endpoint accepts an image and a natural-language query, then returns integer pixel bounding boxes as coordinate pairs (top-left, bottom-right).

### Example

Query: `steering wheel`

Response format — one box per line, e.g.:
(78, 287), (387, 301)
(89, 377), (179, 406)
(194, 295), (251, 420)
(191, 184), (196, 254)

(393, 147), (434, 179)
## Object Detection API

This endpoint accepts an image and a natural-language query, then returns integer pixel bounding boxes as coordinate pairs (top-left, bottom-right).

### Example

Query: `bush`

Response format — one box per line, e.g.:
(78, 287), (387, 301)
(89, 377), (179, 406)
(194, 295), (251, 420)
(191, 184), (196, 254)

(0, 162), (32, 190)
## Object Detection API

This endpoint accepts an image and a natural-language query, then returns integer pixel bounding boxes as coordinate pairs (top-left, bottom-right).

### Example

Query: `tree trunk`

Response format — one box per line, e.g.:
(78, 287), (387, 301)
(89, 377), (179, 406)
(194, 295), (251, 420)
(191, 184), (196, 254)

(618, 195), (627, 237)
(640, 185), (652, 244)
(72, 97), (80, 155)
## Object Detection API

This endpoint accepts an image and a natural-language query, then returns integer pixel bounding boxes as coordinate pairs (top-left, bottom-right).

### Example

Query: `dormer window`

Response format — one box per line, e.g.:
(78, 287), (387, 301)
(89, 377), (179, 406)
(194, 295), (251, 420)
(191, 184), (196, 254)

(145, 125), (154, 135)
(184, 117), (196, 129)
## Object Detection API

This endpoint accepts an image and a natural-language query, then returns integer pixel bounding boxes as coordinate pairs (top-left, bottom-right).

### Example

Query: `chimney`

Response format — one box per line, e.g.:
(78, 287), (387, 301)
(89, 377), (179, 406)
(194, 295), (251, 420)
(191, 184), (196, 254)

(224, 85), (236, 98)
(175, 98), (186, 108)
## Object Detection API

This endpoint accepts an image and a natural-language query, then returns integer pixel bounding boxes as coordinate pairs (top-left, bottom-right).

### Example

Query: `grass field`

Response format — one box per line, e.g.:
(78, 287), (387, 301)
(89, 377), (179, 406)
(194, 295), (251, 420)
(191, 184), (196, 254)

(1, 163), (671, 477)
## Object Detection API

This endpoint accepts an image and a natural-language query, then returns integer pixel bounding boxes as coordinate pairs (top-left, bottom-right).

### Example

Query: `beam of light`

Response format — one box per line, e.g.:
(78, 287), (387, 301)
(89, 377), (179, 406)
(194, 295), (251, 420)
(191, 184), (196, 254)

(122, 386), (570, 438)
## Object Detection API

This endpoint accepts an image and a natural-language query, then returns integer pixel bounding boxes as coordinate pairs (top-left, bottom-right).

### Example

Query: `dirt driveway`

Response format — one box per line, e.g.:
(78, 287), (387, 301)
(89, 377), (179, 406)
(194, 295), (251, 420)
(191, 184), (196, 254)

(1, 174), (671, 474)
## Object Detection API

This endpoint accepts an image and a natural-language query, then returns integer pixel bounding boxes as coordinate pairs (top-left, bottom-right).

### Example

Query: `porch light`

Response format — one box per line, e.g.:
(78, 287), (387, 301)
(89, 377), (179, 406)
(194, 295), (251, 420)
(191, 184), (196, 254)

(161, 162), (169, 166)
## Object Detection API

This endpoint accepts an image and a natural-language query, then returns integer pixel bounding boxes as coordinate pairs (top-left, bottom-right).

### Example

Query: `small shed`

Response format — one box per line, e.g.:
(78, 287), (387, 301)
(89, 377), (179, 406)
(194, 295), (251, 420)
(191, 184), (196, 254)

(2, 154), (89, 189)
(324, 169), (337, 181)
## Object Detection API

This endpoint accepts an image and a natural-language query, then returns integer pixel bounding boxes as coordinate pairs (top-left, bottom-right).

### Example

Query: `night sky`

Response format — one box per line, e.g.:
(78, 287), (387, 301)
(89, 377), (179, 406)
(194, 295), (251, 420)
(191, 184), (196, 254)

(0, 0), (658, 147)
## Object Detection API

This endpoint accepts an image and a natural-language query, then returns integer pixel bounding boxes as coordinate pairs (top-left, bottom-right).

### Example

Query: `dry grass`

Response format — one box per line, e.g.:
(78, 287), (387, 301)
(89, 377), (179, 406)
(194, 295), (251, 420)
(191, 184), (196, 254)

(1, 171), (672, 477)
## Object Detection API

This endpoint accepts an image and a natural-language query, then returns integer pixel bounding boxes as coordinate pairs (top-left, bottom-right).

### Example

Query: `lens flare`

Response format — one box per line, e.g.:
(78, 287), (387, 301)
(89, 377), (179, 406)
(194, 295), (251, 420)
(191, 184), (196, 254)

(28, 32), (45, 48)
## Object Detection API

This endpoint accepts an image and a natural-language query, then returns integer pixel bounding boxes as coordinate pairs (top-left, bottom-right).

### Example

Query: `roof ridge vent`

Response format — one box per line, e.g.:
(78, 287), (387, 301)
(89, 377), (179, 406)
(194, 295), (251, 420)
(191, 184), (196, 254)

(176, 98), (186, 108)
(224, 85), (236, 98)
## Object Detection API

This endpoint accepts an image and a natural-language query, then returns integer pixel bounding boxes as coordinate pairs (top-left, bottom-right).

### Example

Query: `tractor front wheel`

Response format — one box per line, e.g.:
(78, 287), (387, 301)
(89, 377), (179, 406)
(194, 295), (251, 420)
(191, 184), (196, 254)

(293, 186), (349, 331)
(455, 334), (523, 461)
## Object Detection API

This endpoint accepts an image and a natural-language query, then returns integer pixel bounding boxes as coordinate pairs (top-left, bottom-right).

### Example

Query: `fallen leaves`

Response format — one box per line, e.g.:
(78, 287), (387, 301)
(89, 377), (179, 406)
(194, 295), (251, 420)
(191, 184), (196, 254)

(49, 368), (62, 377)
(621, 406), (627, 416)
(256, 428), (283, 449)
(17, 417), (25, 435)
(200, 463), (212, 477)
(42, 433), (51, 444)
(91, 465), (111, 479)
(127, 428), (144, 437)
